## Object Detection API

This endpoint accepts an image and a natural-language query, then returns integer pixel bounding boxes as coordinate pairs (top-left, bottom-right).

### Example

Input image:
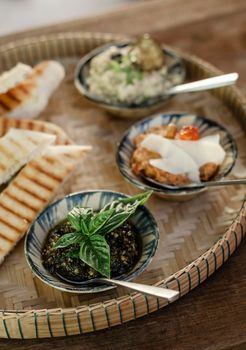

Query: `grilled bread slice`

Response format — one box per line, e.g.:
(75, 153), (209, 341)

(0, 61), (65, 119)
(0, 63), (32, 94)
(0, 117), (73, 145)
(0, 128), (56, 186)
(0, 144), (91, 264)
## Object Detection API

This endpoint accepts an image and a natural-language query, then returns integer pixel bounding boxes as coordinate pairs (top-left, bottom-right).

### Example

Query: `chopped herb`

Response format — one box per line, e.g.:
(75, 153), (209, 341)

(108, 54), (143, 85)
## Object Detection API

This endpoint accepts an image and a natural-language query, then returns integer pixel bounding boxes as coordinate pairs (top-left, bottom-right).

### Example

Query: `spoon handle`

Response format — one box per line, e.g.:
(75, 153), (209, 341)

(179, 178), (246, 189)
(166, 73), (239, 95)
(144, 175), (246, 190)
(103, 278), (179, 301)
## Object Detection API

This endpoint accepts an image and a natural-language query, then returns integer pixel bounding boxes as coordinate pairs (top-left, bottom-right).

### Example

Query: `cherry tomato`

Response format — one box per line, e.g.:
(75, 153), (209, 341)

(178, 125), (200, 141)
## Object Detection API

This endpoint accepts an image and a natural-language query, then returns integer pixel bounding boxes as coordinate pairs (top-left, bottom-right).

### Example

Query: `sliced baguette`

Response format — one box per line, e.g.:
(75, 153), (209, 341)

(0, 144), (91, 264)
(0, 128), (56, 186)
(0, 61), (65, 119)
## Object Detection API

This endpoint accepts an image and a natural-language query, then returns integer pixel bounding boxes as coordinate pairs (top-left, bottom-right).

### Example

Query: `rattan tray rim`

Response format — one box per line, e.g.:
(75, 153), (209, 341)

(0, 31), (245, 339)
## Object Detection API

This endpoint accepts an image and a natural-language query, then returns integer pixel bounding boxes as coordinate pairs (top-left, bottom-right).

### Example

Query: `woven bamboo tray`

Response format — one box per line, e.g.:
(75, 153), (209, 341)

(0, 32), (245, 339)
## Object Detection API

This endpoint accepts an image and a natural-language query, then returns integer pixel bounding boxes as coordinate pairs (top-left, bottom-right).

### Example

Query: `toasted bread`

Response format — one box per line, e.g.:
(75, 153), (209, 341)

(0, 117), (73, 145)
(0, 128), (56, 186)
(0, 63), (32, 94)
(0, 144), (91, 264)
(0, 61), (65, 119)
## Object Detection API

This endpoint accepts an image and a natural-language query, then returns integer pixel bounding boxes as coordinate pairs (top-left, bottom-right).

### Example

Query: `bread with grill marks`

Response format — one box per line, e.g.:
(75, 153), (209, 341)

(0, 128), (56, 186)
(0, 144), (91, 264)
(0, 61), (65, 119)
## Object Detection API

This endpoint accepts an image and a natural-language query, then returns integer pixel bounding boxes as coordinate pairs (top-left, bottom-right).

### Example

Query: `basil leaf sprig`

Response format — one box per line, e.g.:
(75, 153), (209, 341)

(99, 191), (152, 235)
(53, 191), (152, 278)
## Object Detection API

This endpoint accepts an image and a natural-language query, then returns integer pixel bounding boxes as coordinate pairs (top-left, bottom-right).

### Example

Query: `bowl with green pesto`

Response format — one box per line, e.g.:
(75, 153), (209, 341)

(25, 190), (159, 293)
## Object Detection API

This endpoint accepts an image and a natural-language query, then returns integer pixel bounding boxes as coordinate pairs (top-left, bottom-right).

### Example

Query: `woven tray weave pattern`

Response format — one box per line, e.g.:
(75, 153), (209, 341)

(0, 32), (245, 339)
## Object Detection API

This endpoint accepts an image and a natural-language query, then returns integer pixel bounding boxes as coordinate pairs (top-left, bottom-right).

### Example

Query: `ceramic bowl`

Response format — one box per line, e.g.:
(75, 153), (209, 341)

(116, 113), (237, 201)
(25, 190), (159, 293)
(74, 42), (185, 119)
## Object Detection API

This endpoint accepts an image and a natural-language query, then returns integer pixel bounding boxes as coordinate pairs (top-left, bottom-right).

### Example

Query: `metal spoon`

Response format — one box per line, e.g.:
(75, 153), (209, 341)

(57, 273), (179, 301)
(165, 73), (238, 96)
(143, 176), (246, 190)
(96, 278), (179, 301)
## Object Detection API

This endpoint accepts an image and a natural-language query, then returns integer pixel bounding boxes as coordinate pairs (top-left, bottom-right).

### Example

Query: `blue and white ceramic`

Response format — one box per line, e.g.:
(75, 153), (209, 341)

(25, 190), (159, 293)
(74, 42), (185, 119)
(116, 113), (238, 201)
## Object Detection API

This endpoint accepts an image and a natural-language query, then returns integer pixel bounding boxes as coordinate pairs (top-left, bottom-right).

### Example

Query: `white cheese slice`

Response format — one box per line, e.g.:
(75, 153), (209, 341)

(140, 133), (226, 182)
(141, 134), (200, 182)
(173, 135), (225, 167)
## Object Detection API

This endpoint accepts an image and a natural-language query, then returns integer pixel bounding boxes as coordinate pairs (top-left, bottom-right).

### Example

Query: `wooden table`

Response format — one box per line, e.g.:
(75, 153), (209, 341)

(0, 0), (246, 349)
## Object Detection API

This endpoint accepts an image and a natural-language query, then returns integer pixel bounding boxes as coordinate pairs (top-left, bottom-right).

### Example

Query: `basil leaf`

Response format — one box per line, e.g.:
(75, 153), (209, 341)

(79, 235), (110, 278)
(67, 207), (93, 234)
(102, 191), (152, 211)
(67, 209), (81, 231)
(99, 203), (137, 235)
(99, 191), (152, 235)
(66, 249), (80, 258)
(98, 211), (131, 235)
(89, 208), (115, 235)
(53, 232), (82, 249)
(79, 208), (94, 234)
(117, 191), (153, 207)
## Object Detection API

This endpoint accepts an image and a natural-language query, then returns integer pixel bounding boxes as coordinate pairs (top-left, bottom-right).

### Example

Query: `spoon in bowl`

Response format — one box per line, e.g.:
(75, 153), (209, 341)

(57, 273), (179, 301)
(143, 73), (239, 107)
(142, 176), (246, 190)
(164, 72), (238, 96)
(93, 278), (179, 301)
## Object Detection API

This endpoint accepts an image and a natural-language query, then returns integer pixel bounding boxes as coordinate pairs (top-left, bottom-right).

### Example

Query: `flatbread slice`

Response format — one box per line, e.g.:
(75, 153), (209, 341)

(0, 61), (65, 119)
(0, 63), (32, 94)
(0, 128), (56, 186)
(0, 144), (91, 264)
(0, 117), (73, 146)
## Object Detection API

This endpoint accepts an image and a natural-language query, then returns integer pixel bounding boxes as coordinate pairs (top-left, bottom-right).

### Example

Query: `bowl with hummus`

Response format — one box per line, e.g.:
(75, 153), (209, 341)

(74, 35), (185, 118)
(116, 113), (237, 201)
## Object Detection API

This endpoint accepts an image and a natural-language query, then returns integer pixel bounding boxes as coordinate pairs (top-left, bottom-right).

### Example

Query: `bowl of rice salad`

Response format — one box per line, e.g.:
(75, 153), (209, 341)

(74, 35), (185, 118)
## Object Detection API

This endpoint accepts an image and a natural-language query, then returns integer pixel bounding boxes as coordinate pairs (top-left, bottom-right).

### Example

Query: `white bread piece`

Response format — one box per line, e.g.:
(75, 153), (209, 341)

(0, 128), (56, 186)
(0, 144), (91, 264)
(0, 63), (32, 94)
(0, 61), (65, 119)
(0, 117), (73, 146)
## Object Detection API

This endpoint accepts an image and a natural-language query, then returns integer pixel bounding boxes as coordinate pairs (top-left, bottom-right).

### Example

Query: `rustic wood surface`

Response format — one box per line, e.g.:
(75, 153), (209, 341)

(0, 0), (246, 349)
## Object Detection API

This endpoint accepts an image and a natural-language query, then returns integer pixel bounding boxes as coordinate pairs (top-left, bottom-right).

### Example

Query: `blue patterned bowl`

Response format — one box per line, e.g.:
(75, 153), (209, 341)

(25, 190), (159, 293)
(116, 113), (237, 201)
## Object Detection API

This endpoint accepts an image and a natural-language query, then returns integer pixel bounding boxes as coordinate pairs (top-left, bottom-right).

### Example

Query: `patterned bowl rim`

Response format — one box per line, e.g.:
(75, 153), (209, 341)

(74, 41), (185, 110)
(116, 112), (238, 195)
(24, 189), (160, 294)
